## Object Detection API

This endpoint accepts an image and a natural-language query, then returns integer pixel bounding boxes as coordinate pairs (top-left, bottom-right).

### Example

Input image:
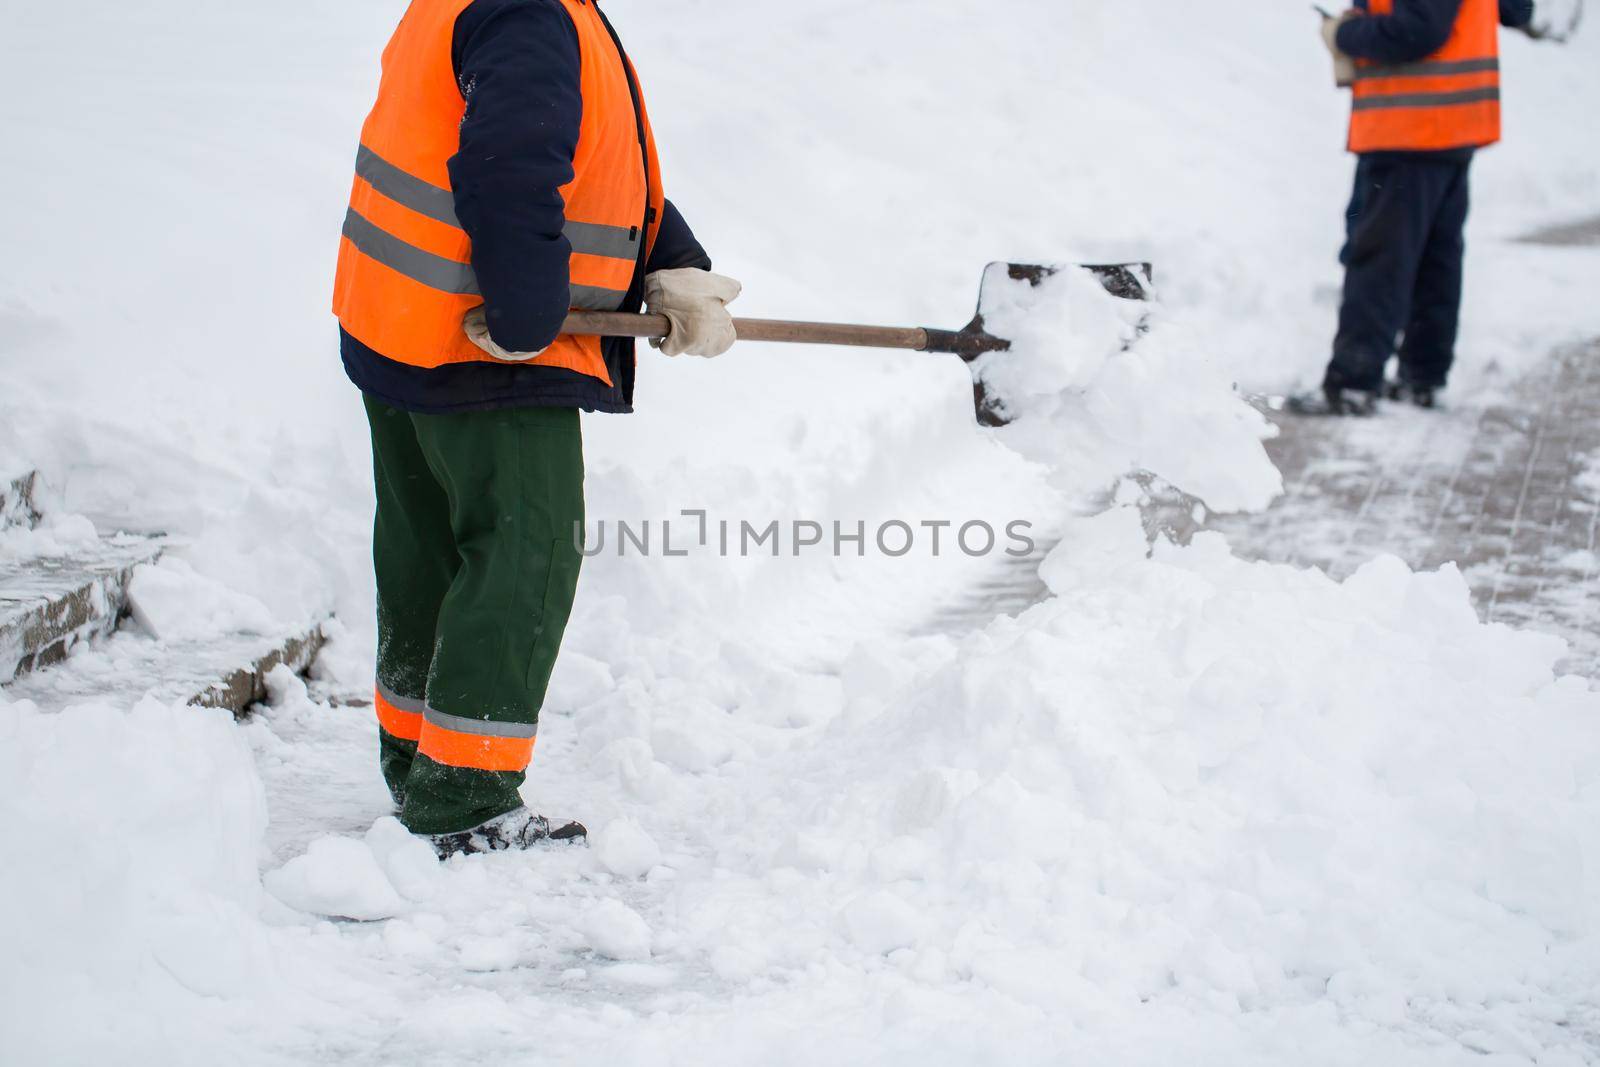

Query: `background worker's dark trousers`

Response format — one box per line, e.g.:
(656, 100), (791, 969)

(1325, 152), (1472, 394)
(364, 396), (585, 836)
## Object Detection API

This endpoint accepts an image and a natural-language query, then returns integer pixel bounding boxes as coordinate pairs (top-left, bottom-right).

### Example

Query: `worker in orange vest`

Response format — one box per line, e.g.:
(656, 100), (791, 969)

(1290, 0), (1542, 415)
(332, 0), (741, 855)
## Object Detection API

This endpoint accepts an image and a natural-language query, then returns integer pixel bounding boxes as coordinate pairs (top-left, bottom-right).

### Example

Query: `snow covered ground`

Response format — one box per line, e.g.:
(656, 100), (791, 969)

(3, 1), (1600, 1064)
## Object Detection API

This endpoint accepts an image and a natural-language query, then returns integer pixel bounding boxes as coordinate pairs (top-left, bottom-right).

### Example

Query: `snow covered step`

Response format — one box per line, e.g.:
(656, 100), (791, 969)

(0, 535), (165, 681)
(0, 470), (40, 530)
(3, 619), (328, 717)
(190, 624), (328, 712)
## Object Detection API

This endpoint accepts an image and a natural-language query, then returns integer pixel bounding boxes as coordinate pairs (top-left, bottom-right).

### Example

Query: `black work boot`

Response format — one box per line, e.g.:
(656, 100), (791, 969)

(1385, 379), (1439, 409)
(1286, 385), (1378, 417)
(427, 806), (587, 858)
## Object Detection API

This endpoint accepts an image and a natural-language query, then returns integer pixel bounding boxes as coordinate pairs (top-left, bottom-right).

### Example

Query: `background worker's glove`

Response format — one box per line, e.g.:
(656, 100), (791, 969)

(1321, 9), (1360, 87)
(463, 306), (544, 362)
(644, 268), (742, 357)
(1522, 0), (1581, 41)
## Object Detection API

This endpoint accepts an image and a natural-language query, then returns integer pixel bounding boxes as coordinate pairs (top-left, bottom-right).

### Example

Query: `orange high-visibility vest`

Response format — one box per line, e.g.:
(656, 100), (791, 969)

(1348, 0), (1501, 153)
(332, 0), (665, 385)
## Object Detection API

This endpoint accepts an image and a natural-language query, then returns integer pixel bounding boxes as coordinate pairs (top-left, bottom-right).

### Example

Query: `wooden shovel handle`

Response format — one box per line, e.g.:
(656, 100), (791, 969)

(562, 310), (930, 351)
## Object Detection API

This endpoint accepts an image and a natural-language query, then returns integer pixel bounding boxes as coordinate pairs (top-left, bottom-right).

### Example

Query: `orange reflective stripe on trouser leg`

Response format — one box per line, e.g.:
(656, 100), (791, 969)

(375, 683), (424, 741)
(417, 707), (538, 773)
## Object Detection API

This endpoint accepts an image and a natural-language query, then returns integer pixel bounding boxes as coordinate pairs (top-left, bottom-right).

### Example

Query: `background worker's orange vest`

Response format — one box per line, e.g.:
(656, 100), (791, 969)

(1349, 0), (1501, 153)
(332, 0), (665, 384)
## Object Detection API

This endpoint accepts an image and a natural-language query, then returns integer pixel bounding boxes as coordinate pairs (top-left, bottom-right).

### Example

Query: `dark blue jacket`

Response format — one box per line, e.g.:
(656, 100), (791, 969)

(1337, 0), (1532, 62)
(342, 0), (712, 414)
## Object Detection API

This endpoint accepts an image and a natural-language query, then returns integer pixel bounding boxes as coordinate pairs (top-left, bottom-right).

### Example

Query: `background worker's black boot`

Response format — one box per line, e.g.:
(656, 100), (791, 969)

(428, 806), (588, 859)
(1385, 379), (1439, 409)
(1286, 385), (1378, 417)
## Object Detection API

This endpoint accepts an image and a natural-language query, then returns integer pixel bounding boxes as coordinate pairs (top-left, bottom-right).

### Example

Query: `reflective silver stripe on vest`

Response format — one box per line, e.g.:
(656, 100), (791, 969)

(342, 208), (480, 296)
(376, 681), (427, 714)
(423, 707), (538, 739)
(564, 220), (639, 260)
(1355, 57), (1500, 81)
(1351, 87), (1501, 111)
(354, 147), (639, 266)
(356, 145), (461, 228)
(570, 283), (628, 310)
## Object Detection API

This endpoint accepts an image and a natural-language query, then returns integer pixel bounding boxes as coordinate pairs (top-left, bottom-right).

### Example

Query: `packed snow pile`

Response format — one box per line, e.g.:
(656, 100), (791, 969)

(15, 508), (1594, 1063)
(796, 514), (1599, 1038)
(0, 698), (281, 1059)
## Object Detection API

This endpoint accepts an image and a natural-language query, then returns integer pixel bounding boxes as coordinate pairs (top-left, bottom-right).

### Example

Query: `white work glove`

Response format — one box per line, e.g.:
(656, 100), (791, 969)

(644, 268), (742, 358)
(463, 306), (542, 362)
(1524, 0), (1579, 41)
(1321, 9), (1360, 87)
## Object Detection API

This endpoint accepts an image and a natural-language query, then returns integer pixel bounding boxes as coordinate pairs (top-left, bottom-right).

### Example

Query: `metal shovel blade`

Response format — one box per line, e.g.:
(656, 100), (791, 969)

(938, 261), (1153, 427)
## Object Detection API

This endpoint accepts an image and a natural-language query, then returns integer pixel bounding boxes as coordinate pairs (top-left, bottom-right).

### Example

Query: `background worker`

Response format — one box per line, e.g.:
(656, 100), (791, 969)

(332, 0), (742, 855)
(1291, 0), (1545, 415)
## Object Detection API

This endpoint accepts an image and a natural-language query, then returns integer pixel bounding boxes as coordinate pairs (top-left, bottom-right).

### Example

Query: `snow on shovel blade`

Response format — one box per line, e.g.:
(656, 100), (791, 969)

(561, 260), (1150, 428)
(937, 261), (1153, 427)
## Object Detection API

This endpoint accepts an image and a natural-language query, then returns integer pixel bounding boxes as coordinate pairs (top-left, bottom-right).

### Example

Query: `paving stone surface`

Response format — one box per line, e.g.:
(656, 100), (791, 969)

(1206, 339), (1600, 678)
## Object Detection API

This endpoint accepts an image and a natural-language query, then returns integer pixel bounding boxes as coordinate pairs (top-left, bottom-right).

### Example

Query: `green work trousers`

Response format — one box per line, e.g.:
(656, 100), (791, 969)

(363, 395), (585, 835)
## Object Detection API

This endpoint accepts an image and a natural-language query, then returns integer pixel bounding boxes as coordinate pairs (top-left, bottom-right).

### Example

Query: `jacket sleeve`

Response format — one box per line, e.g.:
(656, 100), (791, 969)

(448, 0), (581, 353)
(1337, 0), (1464, 62)
(1498, 0), (1534, 27)
(646, 199), (713, 274)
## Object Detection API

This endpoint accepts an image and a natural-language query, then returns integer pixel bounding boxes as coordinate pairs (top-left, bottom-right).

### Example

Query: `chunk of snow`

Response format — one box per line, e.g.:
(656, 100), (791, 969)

(840, 891), (925, 955)
(580, 900), (653, 961)
(592, 818), (662, 880)
(364, 817), (442, 903)
(264, 835), (404, 921)
(126, 556), (278, 643)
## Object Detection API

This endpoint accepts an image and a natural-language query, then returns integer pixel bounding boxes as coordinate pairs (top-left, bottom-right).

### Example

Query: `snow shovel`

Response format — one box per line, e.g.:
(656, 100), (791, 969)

(561, 261), (1152, 427)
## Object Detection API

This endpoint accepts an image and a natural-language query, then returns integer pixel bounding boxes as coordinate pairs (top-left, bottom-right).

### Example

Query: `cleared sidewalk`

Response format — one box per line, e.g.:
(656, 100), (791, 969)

(1210, 337), (1600, 678)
